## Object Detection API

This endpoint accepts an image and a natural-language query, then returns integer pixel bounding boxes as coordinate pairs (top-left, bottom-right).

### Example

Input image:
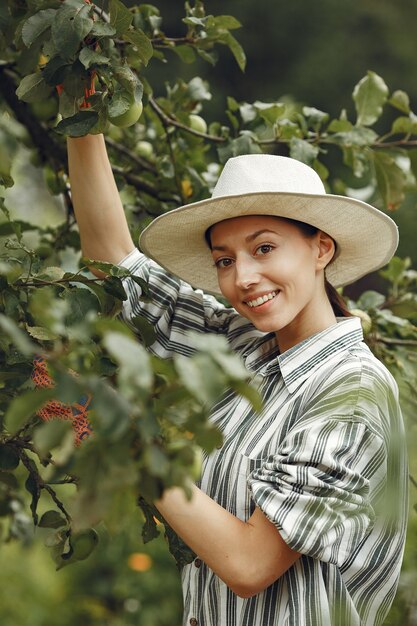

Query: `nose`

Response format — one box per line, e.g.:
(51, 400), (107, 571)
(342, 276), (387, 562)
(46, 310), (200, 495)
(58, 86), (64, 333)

(235, 256), (260, 290)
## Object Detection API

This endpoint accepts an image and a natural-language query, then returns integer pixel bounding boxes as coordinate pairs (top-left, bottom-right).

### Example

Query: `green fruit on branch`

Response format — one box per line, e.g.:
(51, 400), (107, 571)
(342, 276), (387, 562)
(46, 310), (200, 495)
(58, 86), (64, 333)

(136, 140), (154, 159)
(350, 309), (372, 334)
(109, 101), (143, 128)
(31, 99), (59, 121)
(70, 528), (99, 561)
(188, 114), (207, 134)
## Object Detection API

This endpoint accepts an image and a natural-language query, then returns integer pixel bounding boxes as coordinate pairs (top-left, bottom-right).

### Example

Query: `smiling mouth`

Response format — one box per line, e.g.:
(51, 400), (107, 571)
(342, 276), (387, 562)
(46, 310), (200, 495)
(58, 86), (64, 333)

(246, 291), (278, 308)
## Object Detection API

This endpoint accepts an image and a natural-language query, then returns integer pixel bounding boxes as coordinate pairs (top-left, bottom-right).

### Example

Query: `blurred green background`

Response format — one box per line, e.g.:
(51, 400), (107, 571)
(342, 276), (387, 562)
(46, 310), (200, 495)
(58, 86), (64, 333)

(1, 1), (417, 624)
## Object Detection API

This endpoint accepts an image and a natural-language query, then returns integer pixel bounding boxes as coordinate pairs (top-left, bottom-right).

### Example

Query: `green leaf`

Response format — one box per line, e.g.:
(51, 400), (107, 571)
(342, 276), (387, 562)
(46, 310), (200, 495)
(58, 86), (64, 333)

(187, 76), (211, 102)
(331, 126), (378, 147)
(26, 325), (58, 341)
(25, 470), (41, 526)
(218, 31), (246, 71)
(86, 379), (131, 439)
(0, 471), (18, 489)
(55, 110), (99, 137)
(109, 0), (133, 37)
(173, 45), (196, 64)
(79, 47), (110, 69)
(328, 118), (353, 133)
(90, 22), (116, 37)
(211, 15), (242, 30)
(144, 444), (170, 478)
(408, 149), (417, 182)
(4, 388), (55, 435)
(356, 290), (386, 310)
(33, 419), (74, 456)
(174, 353), (225, 405)
(21, 8), (56, 46)
(183, 16), (206, 28)
(123, 28), (153, 66)
(254, 101), (286, 125)
(388, 90), (410, 114)
(0, 146), (14, 186)
(302, 106), (329, 128)
(289, 137), (319, 166)
(15, 72), (53, 103)
(103, 275), (128, 301)
(352, 71), (389, 127)
(130, 275), (151, 301)
(231, 380), (263, 412)
(164, 523), (196, 568)
(0, 444), (20, 471)
(38, 509), (67, 529)
(373, 151), (406, 210)
(138, 497), (160, 543)
(131, 316), (157, 347)
(217, 134), (262, 163)
(379, 256), (410, 285)
(69, 528), (98, 561)
(113, 65), (143, 99)
(35, 266), (66, 281)
(103, 331), (153, 391)
(0, 314), (37, 355)
(64, 287), (101, 324)
(80, 258), (130, 277)
(391, 114), (417, 136)
(51, 3), (93, 60)
(108, 90), (131, 117)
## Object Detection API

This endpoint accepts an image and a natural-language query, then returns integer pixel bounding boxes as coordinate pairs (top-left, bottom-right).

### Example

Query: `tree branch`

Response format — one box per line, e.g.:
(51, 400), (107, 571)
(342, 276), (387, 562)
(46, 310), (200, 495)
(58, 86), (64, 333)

(149, 96), (225, 143)
(112, 164), (180, 203)
(0, 66), (67, 166)
(105, 137), (157, 174)
(377, 336), (417, 347)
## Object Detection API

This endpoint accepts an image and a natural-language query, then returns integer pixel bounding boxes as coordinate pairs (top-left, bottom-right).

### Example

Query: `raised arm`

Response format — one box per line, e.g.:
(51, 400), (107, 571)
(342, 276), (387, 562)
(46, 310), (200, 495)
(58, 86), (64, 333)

(67, 134), (135, 265)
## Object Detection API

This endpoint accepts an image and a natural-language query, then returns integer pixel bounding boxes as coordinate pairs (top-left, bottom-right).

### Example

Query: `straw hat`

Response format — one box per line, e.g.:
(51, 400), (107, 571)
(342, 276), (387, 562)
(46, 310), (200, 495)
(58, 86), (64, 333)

(139, 154), (399, 295)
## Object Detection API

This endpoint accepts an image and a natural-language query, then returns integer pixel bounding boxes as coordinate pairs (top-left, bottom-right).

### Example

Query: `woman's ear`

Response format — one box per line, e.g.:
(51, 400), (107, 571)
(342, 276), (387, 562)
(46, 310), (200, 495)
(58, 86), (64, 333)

(316, 231), (336, 270)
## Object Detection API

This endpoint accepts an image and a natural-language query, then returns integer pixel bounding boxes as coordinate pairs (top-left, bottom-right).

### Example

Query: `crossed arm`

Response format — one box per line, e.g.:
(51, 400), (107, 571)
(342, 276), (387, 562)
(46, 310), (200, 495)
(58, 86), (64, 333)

(155, 483), (300, 597)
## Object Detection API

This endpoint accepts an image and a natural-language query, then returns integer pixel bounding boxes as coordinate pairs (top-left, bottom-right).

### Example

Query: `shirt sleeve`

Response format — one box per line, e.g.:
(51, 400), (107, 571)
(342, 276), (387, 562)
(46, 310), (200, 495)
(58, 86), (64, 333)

(118, 248), (254, 358)
(247, 417), (386, 565)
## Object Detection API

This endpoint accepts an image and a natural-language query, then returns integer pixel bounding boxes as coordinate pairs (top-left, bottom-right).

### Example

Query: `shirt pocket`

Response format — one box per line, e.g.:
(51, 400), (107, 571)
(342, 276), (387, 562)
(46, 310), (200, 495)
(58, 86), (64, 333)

(236, 452), (265, 521)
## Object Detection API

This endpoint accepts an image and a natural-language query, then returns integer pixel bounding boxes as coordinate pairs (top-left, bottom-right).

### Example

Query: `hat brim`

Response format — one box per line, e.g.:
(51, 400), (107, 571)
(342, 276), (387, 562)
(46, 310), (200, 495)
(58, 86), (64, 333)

(139, 191), (399, 295)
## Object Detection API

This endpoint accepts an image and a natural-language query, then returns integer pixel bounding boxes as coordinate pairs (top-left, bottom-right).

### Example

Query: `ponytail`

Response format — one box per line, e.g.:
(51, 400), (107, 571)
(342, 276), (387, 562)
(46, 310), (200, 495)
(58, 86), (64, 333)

(325, 278), (352, 318)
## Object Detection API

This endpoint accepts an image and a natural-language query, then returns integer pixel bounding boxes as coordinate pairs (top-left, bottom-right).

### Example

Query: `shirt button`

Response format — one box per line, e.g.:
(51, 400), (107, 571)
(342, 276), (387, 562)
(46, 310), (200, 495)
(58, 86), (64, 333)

(194, 558), (202, 568)
(189, 619), (198, 626)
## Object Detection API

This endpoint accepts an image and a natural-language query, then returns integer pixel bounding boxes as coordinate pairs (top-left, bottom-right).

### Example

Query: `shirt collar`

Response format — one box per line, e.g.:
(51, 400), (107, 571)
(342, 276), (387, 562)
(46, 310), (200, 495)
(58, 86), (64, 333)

(276, 317), (363, 393)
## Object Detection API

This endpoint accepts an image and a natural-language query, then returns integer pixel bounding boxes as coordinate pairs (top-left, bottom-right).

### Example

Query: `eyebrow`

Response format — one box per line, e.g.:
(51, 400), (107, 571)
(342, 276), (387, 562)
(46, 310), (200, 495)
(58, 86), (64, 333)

(211, 229), (279, 252)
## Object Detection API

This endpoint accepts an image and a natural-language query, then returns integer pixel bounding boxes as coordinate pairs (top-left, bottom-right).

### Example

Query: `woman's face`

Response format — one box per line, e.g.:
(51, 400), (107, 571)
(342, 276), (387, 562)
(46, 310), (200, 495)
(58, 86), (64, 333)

(210, 215), (336, 352)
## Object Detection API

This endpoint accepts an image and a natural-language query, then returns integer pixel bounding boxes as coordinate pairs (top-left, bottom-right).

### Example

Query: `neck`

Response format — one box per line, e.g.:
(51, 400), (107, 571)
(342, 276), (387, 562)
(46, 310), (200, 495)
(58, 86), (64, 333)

(275, 295), (337, 354)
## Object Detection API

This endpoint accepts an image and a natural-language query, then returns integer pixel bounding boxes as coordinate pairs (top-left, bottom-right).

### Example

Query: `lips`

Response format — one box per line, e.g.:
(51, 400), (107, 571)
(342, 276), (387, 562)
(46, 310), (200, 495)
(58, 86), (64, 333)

(246, 291), (278, 308)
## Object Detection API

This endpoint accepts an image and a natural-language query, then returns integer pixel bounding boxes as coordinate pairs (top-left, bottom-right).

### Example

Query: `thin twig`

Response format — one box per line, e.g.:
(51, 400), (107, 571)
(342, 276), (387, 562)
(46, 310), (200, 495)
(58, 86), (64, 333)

(14, 276), (103, 288)
(105, 137), (157, 174)
(377, 336), (417, 347)
(149, 96), (225, 143)
(18, 448), (72, 524)
(409, 474), (417, 490)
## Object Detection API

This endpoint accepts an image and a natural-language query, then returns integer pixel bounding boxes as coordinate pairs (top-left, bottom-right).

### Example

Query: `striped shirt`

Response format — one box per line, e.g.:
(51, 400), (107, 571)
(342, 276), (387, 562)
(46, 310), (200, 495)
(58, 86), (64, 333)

(120, 248), (408, 626)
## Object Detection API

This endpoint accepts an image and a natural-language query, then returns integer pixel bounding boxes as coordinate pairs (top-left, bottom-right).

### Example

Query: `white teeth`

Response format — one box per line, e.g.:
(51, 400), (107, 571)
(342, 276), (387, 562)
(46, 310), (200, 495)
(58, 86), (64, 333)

(247, 291), (277, 308)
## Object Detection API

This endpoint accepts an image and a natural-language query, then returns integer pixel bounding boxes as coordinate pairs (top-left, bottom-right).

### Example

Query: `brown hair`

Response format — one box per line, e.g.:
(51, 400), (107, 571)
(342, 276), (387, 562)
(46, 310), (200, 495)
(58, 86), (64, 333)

(205, 217), (352, 318)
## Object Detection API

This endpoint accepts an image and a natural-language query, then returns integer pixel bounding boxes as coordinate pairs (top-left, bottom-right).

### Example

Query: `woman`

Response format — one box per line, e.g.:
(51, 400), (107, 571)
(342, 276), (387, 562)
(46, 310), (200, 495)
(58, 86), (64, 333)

(68, 136), (408, 626)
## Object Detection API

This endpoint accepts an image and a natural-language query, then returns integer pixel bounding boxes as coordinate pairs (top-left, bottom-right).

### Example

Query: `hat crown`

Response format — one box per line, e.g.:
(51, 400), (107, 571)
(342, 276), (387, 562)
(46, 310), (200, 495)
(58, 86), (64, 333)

(212, 154), (326, 198)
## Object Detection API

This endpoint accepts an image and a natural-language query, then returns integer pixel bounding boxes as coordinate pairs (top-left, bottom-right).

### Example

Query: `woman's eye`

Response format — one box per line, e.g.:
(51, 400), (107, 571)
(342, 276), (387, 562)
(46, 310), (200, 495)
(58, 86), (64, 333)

(256, 244), (273, 255)
(215, 258), (233, 269)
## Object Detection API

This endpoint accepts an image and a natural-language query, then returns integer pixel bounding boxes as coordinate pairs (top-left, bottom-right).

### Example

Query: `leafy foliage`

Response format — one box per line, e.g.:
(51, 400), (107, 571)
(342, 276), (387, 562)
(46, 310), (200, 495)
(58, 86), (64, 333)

(0, 0), (416, 596)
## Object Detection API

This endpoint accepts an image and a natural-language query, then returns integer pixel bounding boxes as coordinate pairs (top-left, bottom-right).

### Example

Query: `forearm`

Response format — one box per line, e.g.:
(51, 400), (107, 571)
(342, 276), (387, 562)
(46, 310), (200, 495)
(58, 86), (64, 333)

(67, 134), (135, 264)
(155, 483), (299, 597)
